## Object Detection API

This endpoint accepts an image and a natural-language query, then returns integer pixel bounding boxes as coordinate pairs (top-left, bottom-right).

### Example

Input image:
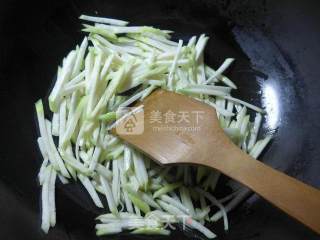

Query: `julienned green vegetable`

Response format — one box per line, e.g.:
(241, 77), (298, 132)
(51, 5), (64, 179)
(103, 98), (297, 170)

(35, 14), (272, 238)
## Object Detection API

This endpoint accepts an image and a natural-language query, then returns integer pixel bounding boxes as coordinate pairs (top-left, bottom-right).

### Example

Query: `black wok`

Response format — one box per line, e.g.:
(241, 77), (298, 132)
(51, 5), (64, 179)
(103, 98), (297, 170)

(0, 0), (319, 239)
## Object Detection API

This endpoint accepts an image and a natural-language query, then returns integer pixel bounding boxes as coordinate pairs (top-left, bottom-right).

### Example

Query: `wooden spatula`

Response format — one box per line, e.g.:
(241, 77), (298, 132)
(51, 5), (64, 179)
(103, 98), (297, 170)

(113, 89), (320, 234)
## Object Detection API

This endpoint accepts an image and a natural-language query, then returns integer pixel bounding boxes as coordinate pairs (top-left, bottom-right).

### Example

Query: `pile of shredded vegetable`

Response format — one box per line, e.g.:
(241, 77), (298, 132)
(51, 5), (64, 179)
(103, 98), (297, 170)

(35, 15), (272, 238)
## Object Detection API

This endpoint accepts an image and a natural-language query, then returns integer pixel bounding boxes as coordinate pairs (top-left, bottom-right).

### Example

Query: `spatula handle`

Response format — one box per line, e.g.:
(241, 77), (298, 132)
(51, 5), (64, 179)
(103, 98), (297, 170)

(204, 147), (320, 234)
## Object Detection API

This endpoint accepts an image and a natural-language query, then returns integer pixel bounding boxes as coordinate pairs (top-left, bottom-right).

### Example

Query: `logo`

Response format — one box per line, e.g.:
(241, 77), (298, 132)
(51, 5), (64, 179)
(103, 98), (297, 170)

(115, 106), (144, 135)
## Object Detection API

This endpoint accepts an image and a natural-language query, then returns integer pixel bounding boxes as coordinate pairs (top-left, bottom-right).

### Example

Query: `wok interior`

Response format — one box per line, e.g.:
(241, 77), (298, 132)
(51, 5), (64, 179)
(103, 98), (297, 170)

(0, 0), (319, 239)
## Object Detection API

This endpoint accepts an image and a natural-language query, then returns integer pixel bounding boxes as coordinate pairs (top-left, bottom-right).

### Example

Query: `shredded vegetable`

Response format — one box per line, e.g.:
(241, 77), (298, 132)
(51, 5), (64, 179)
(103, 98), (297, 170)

(35, 14), (272, 238)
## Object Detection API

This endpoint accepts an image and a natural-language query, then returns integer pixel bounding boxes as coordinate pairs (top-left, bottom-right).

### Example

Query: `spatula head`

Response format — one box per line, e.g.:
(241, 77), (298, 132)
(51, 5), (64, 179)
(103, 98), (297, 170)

(113, 90), (233, 166)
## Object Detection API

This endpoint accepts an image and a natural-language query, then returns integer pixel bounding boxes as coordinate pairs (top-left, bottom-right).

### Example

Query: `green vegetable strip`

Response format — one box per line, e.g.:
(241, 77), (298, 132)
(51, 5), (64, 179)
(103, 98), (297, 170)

(153, 182), (182, 198)
(127, 192), (151, 214)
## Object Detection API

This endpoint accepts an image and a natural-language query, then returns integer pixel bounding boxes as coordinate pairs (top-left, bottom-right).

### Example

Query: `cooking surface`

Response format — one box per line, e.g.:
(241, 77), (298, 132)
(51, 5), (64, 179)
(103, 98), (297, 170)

(0, 0), (319, 239)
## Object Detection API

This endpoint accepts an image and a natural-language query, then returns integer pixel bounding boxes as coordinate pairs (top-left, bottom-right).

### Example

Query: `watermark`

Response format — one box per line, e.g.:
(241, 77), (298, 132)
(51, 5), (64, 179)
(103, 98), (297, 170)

(145, 213), (194, 230)
(115, 106), (204, 135)
(150, 110), (204, 133)
(115, 106), (144, 135)
(152, 125), (201, 132)
(149, 110), (204, 125)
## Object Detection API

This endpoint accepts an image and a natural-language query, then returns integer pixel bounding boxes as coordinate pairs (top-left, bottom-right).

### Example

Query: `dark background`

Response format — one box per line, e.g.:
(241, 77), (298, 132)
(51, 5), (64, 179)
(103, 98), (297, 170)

(0, 0), (319, 239)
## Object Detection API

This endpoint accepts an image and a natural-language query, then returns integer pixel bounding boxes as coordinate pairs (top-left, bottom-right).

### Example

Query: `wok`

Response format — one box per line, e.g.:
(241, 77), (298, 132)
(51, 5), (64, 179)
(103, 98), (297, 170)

(0, 0), (319, 239)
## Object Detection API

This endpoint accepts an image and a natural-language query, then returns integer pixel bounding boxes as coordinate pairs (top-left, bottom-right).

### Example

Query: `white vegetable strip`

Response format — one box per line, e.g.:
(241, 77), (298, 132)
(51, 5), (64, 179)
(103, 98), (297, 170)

(80, 15), (129, 26)
(96, 164), (113, 180)
(180, 87), (228, 97)
(71, 37), (88, 78)
(95, 24), (157, 35)
(123, 146), (132, 173)
(51, 112), (60, 136)
(38, 158), (49, 185)
(89, 147), (101, 171)
(65, 71), (86, 89)
(100, 175), (118, 215)
(112, 159), (121, 206)
(119, 165), (134, 213)
(179, 187), (195, 216)
(61, 97), (87, 148)
(205, 99), (235, 117)
(187, 36), (197, 47)
(100, 54), (114, 80)
(186, 84), (232, 93)
(84, 49), (94, 93)
(41, 167), (51, 233)
(90, 66), (125, 118)
(93, 34), (144, 56)
(157, 200), (216, 238)
(118, 87), (150, 108)
(58, 99), (67, 147)
(206, 58), (234, 84)
(49, 51), (76, 112)
(87, 53), (103, 113)
(67, 91), (80, 130)
(58, 174), (69, 184)
(249, 135), (272, 159)
(160, 194), (190, 215)
(45, 120), (70, 178)
(195, 34), (209, 61)
(96, 223), (122, 236)
(185, 218), (217, 239)
(130, 35), (175, 52)
(168, 40), (183, 90)
(248, 113), (263, 150)
(211, 188), (251, 222)
(49, 168), (57, 227)
(141, 85), (157, 100)
(61, 153), (91, 175)
(218, 190), (241, 204)
(37, 137), (48, 160)
(35, 101), (58, 170)
(224, 95), (265, 113)
(78, 174), (103, 208)
(132, 150), (148, 189)
(225, 101), (235, 126)
(157, 199), (185, 216)
(143, 32), (177, 45)
(196, 188), (229, 231)
(63, 81), (86, 95)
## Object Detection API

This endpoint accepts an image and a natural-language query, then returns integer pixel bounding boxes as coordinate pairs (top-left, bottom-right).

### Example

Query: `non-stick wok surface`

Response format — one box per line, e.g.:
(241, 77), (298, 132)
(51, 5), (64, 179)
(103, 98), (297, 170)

(0, 0), (319, 239)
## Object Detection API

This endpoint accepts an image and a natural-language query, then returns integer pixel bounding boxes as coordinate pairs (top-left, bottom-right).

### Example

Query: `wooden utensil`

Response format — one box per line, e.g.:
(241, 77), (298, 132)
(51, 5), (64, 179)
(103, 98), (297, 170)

(113, 89), (320, 234)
